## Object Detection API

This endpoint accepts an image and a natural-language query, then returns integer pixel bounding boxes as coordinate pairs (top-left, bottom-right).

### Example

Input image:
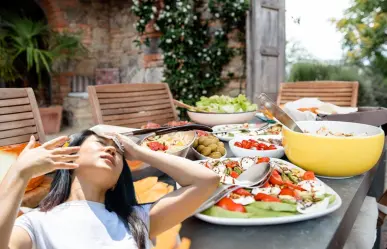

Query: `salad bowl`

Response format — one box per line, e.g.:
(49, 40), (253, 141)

(186, 94), (258, 126)
(229, 136), (284, 159)
(188, 111), (257, 126)
(283, 121), (385, 178)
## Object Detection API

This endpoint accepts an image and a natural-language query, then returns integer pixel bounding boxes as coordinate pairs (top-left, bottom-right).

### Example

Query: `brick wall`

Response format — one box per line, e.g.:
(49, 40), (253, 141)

(38, 0), (245, 105)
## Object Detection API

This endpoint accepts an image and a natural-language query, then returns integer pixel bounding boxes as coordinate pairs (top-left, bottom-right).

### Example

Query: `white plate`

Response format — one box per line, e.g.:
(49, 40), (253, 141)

(193, 158), (342, 226)
(212, 123), (271, 142)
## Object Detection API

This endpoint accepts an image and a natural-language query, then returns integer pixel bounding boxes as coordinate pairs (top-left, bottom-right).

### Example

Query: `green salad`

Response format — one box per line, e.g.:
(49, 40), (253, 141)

(193, 94), (257, 113)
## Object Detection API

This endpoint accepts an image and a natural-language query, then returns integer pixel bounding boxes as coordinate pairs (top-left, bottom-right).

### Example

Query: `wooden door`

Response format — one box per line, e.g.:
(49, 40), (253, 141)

(246, 0), (286, 102)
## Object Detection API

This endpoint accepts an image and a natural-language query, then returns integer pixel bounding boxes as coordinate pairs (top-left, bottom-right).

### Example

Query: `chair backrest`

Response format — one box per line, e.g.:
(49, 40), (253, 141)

(0, 88), (46, 146)
(88, 83), (178, 128)
(277, 81), (359, 107)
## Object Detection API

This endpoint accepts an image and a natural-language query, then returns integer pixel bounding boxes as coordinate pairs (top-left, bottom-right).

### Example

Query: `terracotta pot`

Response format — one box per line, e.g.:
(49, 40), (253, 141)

(39, 106), (63, 134)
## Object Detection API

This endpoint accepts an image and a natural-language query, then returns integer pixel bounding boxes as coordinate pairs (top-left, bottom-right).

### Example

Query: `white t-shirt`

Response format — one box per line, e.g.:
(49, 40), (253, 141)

(15, 200), (152, 249)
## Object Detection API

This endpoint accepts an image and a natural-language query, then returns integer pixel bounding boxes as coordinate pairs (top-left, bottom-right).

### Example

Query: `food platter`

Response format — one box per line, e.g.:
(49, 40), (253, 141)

(193, 158), (342, 226)
(212, 123), (281, 142)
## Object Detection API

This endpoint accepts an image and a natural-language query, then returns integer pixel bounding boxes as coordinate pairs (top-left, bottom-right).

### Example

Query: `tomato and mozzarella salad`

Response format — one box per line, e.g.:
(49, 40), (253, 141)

(201, 158), (337, 218)
(199, 157), (270, 184)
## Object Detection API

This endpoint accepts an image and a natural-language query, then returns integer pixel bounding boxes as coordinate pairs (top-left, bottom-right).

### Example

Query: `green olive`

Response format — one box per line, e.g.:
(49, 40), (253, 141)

(217, 142), (225, 147)
(212, 137), (220, 143)
(202, 139), (214, 147)
(201, 147), (212, 156)
(209, 152), (222, 159)
(216, 146), (226, 155)
(198, 136), (207, 145)
(208, 144), (218, 152)
(197, 145), (205, 152)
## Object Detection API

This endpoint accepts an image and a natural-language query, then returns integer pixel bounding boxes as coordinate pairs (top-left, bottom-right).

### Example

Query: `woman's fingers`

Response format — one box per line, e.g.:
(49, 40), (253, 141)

(52, 146), (80, 155)
(50, 154), (79, 162)
(19, 135), (36, 157)
(53, 162), (79, 170)
(25, 135), (36, 150)
(42, 136), (69, 150)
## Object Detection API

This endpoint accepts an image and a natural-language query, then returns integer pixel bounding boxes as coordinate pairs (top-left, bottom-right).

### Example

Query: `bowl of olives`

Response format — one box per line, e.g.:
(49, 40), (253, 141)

(192, 135), (227, 160)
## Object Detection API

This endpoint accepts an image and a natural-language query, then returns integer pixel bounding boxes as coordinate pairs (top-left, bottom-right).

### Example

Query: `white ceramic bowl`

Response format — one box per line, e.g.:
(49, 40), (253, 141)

(191, 146), (227, 160)
(229, 136), (285, 158)
(187, 111), (257, 126)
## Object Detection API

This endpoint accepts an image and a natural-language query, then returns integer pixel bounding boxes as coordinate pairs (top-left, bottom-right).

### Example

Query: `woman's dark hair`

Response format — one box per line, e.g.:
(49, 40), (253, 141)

(39, 130), (148, 249)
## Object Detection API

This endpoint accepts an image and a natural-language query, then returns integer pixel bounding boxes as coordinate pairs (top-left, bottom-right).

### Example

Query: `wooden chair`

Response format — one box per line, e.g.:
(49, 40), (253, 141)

(277, 81), (359, 107)
(88, 83), (178, 128)
(0, 88), (46, 146)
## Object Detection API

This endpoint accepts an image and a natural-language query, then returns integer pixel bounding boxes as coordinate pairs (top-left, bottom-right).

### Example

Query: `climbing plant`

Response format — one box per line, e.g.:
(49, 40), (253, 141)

(132, 0), (249, 112)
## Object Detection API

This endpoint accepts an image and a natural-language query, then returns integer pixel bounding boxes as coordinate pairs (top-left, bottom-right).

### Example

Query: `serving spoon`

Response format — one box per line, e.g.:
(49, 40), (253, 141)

(195, 162), (272, 214)
(173, 99), (198, 111)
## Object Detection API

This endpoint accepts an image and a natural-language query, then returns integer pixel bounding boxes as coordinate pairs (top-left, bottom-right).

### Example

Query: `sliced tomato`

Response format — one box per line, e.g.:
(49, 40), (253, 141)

(239, 140), (253, 149)
(216, 197), (246, 212)
(262, 181), (271, 188)
(303, 171), (315, 180)
(279, 188), (295, 197)
(257, 157), (270, 163)
(268, 145), (277, 150)
(230, 171), (239, 178)
(233, 188), (252, 196)
(254, 193), (281, 202)
(234, 142), (243, 148)
(196, 130), (209, 137)
(147, 141), (166, 151)
(269, 170), (283, 185)
(225, 161), (238, 168)
(284, 182), (306, 191)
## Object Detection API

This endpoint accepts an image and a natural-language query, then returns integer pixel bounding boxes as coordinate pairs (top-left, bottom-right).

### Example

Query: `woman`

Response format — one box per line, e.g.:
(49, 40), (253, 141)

(0, 130), (220, 249)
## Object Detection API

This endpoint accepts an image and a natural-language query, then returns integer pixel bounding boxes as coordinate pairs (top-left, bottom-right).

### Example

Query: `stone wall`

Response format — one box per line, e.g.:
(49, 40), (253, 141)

(38, 0), (245, 105)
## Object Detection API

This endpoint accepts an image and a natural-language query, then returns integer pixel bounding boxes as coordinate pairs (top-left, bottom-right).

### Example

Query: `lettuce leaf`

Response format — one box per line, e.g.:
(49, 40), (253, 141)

(195, 94), (257, 113)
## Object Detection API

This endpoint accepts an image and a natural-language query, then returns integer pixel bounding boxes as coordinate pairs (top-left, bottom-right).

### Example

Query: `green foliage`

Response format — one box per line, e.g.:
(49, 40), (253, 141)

(334, 0), (387, 77)
(0, 16), (86, 87)
(132, 0), (249, 117)
(288, 62), (378, 107)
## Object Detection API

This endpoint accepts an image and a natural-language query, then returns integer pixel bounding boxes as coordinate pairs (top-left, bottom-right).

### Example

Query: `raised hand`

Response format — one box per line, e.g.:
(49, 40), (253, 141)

(14, 135), (80, 180)
(113, 133), (143, 161)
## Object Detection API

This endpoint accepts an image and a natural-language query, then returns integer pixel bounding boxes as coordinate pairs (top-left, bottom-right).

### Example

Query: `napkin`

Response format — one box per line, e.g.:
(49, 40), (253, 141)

(283, 98), (358, 121)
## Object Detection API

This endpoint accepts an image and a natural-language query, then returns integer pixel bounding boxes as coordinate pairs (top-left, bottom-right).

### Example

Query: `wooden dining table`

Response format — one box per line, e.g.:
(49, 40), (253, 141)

(92, 122), (386, 249)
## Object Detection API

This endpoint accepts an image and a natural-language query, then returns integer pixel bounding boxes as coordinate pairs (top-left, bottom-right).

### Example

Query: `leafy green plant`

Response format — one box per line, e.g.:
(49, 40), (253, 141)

(0, 16), (86, 104)
(132, 0), (249, 118)
(333, 0), (387, 77)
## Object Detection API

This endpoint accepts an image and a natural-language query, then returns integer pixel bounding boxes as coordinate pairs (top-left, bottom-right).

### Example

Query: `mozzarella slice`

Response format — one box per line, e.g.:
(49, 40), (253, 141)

(279, 195), (296, 203)
(241, 157), (255, 170)
(298, 180), (326, 199)
(251, 186), (281, 196)
(297, 198), (330, 214)
(232, 196), (255, 206)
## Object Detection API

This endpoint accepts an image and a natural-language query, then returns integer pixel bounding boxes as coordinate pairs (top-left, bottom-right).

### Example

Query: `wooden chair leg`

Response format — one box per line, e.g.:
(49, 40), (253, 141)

(377, 190), (387, 227)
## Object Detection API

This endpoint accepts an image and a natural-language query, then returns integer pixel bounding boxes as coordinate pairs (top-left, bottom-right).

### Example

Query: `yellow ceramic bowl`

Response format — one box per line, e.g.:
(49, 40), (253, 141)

(282, 121), (385, 177)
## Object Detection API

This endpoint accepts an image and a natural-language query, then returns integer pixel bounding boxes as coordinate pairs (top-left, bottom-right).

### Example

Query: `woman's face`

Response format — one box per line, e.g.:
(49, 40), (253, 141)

(74, 135), (124, 189)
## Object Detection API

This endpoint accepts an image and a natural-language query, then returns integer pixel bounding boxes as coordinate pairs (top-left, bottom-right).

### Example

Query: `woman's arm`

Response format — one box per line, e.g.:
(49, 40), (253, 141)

(116, 134), (219, 238)
(0, 167), (32, 249)
(138, 148), (219, 238)
(0, 136), (79, 249)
